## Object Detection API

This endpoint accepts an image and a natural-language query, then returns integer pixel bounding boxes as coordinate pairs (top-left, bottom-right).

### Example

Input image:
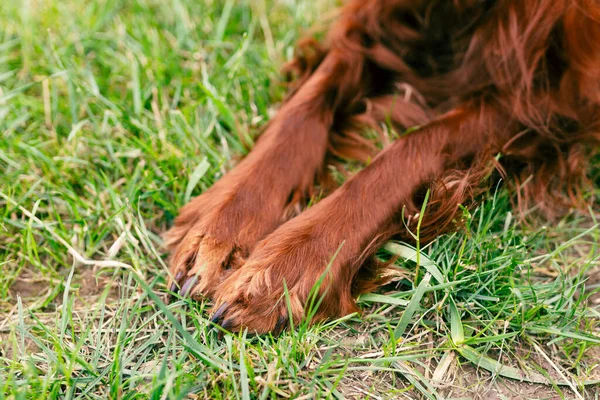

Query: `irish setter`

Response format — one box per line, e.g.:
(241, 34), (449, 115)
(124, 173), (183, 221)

(165, 0), (600, 333)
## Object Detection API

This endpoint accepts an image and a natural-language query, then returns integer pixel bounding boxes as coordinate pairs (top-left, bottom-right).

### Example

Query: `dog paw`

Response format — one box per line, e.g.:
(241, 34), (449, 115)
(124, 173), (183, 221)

(166, 231), (246, 299)
(209, 213), (361, 334)
(165, 181), (282, 299)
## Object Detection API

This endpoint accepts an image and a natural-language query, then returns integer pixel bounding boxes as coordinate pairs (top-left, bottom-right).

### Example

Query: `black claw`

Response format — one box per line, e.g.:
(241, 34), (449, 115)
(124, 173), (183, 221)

(169, 272), (183, 293)
(274, 316), (287, 334)
(180, 275), (198, 297)
(220, 319), (233, 331)
(210, 302), (228, 324)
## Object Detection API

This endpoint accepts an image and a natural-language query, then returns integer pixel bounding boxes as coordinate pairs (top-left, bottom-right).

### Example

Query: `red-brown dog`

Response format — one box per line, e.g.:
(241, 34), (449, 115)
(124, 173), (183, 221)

(166, 0), (600, 333)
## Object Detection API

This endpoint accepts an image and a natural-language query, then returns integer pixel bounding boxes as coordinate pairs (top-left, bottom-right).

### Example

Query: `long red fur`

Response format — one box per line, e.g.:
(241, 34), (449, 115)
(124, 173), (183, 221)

(166, 0), (600, 333)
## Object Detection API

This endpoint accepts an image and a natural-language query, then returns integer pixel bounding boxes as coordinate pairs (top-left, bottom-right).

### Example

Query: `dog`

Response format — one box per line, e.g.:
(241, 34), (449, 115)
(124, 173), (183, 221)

(165, 0), (600, 333)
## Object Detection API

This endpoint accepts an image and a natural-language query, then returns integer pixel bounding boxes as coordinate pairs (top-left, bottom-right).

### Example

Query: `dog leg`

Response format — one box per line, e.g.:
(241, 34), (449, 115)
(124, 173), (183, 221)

(210, 102), (515, 333)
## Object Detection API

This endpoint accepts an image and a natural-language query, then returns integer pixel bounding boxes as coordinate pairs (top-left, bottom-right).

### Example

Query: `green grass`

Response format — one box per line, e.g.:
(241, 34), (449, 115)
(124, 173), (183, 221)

(1, 0), (599, 398)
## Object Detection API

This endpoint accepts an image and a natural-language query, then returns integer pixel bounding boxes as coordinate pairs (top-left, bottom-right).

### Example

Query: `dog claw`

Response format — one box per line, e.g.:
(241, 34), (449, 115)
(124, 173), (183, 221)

(211, 302), (228, 324)
(274, 316), (287, 334)
(220, 319), (233, 331)
(180, 275), (198, 297)
(169, 272), (183, 293)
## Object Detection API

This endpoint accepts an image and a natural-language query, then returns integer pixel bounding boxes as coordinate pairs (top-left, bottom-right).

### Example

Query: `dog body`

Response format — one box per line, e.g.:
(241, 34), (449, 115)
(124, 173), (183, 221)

(166, 0), (600, 333)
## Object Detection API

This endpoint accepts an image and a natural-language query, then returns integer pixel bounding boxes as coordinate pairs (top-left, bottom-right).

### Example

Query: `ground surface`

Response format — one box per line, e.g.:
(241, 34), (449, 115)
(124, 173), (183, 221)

(1, 0), (599, 398)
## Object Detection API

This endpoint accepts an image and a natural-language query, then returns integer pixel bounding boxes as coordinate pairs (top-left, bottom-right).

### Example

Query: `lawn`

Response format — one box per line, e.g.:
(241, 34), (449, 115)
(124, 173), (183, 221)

(1, 0), (599, 398)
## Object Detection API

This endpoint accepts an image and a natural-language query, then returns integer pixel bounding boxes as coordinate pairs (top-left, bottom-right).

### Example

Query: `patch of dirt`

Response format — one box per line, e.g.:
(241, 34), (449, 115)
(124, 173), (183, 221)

(3, 266), (122, 325)
(7, 267), (119, 304)
(8, 273), (50, 300)
(0, 332), (40, 362)
(75, 267), (118, 298)
(1, 267), (122, 363)
(438, 364), (599, 400)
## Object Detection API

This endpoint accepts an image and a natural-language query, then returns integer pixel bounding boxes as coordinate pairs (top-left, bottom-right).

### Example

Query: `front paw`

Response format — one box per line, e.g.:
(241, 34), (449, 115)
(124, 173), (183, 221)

(209, 226), (359, 334)
(166, 231), (246, 300)
(209, 264), (297, 334)
(164, 188), (253, 299)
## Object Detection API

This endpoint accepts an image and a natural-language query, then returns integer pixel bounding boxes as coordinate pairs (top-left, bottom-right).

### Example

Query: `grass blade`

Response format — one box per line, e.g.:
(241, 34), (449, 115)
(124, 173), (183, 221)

(384, 242), (444, 284)
(184, 157), (210, 203)
(358, 293), (410, 307)
(394, 273), (431, 341)
(527, 326), (600, 344)
(448, 297), (464, 345)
